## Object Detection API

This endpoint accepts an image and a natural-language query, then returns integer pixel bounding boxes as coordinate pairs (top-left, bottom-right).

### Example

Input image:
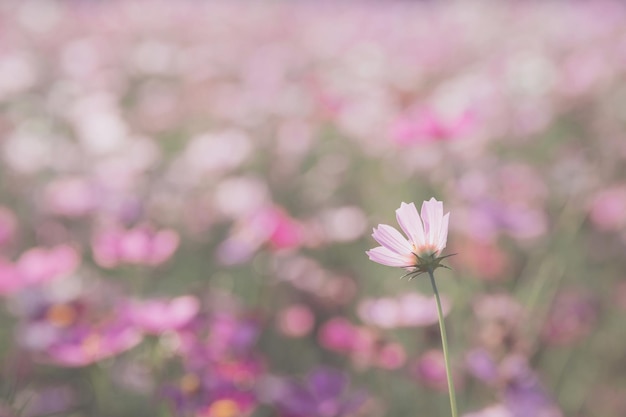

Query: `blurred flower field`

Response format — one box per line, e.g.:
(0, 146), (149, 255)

(1, 1), (626, 416)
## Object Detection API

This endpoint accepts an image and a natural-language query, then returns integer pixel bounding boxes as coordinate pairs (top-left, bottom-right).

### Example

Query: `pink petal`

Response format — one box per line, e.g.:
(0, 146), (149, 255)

(438, 212), (450, 251)
(395, 202), (426, 248)
(149, 229), (180, 265)
(371, 225), (412, 255)
(421, 198), (443, 247)
(366, 246), (413, 268)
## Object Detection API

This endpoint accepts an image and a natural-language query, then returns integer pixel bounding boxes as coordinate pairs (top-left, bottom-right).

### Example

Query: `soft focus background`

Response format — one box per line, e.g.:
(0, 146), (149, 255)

(1, 1), (626, 416)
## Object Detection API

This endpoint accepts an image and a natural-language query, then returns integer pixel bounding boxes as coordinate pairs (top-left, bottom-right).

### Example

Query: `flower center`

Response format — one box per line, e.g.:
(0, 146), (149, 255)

(412, 243), (439, 258)
(46, 303), (77, 327)
(201, 399), (240, 417)
(180, 373), (201, 394)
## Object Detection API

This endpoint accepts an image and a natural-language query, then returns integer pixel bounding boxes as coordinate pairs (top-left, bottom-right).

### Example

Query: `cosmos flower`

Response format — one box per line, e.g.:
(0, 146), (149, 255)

(127, 296), (200, 335)
(274, 367), (368, 417)
(92, 226), (179, 268)
(366, 198), (450, 275)
(44, 323), (142, 367)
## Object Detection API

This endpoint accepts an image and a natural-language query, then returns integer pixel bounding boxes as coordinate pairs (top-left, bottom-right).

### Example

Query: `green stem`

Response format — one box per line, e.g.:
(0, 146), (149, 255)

(428, 268), (458, 417)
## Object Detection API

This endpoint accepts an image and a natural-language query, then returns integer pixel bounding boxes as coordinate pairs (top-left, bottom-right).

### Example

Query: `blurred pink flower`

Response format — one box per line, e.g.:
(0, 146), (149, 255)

(92, 226), (179, 268)
(500, 355), (563, 417)
(217, 206), (302, 265)
(43, 177), (95, 217)
(266, 208), (302, 250)
(44, 324), (142, 367)
(452, 240), (510, 281)
(318, 317), (356, 353)
(0, 245), (79, 295)
(540, 290), (598, 346)
(376, 343), (406, 370)
(390, 108), (474, 146)
(358, 292), (451, 329)
(367, 198), (450, 272)
(277, 304), (315, 338)
(588, 186), (626, 232)
(462, 404), (512, 417)
(411, 349), (463, 392)
(127, 296), (200, 334)
(397, 293), (451, 326)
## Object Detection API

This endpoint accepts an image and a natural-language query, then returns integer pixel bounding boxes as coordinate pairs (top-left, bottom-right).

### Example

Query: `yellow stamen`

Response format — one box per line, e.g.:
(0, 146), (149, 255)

(180, 373), (201, 394)
(46, 304), (77, 327)
(200, 399), (240, 417)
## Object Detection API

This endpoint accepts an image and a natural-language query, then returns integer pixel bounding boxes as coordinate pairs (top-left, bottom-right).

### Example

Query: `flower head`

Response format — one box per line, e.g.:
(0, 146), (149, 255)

(274, 367), (368, 417)
(366, 198), (450, 274)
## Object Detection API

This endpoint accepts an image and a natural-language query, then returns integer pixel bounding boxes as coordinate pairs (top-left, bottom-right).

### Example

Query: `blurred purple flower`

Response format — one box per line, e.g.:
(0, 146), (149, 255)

(541, 290), (598, 346)
(207, 313), (261, 358)
(165, 372), (258, 417)
(19, 385), (78, 417)
(500, 356), (563, 417)
(459, 200), (547, 242)
(275, 367), (368, 417)
(164, 310), (265, 417)
(465, 349), (498, 384)
(463, 355), (562, 417)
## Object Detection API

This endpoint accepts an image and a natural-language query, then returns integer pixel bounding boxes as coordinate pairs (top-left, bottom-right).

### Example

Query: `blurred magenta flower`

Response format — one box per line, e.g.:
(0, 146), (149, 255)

(165, 371), (258, 417)
(163, 311), (265, 417)
(367, 198), (450, 274)
(318, 317), (356, 353)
